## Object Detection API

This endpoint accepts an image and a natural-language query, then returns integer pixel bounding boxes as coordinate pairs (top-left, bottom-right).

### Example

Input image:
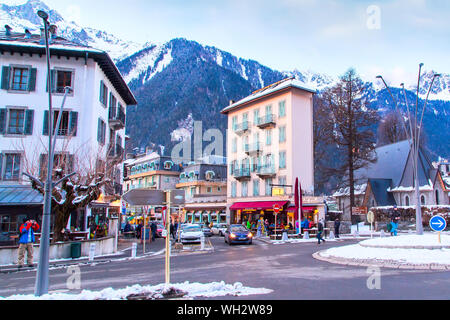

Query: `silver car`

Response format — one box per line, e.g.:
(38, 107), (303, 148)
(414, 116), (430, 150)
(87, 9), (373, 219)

(179, 224), (203, 244)
(211, 223), (228, 236)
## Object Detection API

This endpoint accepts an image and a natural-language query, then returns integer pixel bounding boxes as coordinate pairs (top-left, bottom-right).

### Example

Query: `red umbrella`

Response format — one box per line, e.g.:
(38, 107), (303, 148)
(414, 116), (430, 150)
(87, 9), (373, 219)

(294, 178), (299, 222)
(299, 182), (303, 222)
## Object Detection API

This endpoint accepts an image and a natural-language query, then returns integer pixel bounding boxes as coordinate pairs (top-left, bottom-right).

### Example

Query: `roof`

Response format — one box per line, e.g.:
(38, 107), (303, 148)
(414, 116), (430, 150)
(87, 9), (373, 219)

(367, 179), (396, 206)
(221, 77), (317, 114)
(0, 185), (43, 206)
(355, 140), (412, 187)
(0, 31), (137, 105)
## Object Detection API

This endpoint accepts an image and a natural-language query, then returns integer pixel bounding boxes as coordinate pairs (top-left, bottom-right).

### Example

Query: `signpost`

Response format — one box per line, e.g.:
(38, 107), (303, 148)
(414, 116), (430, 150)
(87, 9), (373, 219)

(367, 211), (375, 238)
(273, 204), (281, 238)
(429, 215), (447, 244)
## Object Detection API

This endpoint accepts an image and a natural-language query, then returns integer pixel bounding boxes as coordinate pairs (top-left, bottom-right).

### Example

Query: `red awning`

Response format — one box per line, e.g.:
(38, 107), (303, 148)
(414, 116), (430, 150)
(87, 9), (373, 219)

(302, 206), (316, 211)
(230, 201), (289, 211)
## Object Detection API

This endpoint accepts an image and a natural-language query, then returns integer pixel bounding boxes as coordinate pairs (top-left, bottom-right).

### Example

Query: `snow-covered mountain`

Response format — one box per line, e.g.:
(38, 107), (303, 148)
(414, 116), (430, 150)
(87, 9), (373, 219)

(0, 0), (145, 61)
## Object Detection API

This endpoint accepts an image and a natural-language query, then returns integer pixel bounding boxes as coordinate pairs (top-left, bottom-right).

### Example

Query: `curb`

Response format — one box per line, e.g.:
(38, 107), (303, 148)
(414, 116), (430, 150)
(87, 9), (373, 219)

(312, 250), (450, 271)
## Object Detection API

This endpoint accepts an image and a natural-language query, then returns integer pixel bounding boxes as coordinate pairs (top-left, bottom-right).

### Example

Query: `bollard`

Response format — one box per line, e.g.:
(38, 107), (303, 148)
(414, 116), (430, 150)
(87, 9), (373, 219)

(282, 231), (288, 241)
(329, 231), (335, 240)
(200, 234), (205, 250)
(380, 230), (385, 238)
(89, 243), (96, 261)
(131, 242), (137, 259)
(303, 232), (309, 239)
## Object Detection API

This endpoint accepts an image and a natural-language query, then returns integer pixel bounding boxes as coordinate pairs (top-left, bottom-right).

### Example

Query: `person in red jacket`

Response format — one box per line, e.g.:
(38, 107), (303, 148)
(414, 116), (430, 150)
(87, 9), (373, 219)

(18, 218), (40, 268)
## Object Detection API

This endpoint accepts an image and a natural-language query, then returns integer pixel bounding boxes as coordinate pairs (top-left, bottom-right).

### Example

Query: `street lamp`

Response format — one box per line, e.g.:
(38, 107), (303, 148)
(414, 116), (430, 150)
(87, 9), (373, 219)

(377, 65), (441, 236)
(33, 10), (75, 297)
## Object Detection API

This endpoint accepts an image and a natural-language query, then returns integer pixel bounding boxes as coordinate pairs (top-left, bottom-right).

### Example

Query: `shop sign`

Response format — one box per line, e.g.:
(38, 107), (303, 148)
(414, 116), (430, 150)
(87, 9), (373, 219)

(352, 207), (368, 215)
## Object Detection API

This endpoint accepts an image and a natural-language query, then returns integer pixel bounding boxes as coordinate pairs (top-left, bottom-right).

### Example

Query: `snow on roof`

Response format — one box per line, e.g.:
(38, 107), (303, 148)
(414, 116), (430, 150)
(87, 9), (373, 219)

(221, 77), (317, 114)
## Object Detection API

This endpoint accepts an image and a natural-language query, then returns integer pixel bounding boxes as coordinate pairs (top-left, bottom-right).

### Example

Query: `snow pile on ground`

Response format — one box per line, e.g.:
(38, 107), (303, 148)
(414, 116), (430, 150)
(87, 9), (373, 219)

(319, 233), (450, 266)
(0, 281), (273, 300)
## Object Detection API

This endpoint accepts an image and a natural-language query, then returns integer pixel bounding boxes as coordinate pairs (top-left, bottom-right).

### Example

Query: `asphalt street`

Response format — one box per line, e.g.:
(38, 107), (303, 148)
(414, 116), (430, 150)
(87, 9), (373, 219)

(1, 236), (449, 300)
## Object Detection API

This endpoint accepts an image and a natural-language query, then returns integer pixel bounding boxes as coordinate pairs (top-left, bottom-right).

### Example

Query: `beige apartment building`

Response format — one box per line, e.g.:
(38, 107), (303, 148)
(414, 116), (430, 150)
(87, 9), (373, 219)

(221, 78), (325, 230)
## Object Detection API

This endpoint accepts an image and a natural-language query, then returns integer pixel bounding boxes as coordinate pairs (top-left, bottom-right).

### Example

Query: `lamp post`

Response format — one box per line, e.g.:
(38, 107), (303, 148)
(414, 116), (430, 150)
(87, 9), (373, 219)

(34, 10), (53, 297)
(377, 65), (441, 236)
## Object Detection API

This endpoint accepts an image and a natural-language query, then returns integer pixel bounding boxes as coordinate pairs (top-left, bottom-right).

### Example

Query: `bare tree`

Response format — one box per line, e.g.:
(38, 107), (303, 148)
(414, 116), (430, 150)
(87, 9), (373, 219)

(319, 68), (380, 223)
(377, 112), (408, 146)
(17, 133), (124, 242)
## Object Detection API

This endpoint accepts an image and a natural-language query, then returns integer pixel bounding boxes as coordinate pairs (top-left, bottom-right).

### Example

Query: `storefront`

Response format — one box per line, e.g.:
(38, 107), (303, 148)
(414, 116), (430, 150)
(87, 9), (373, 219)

(229, 201), (290, 227)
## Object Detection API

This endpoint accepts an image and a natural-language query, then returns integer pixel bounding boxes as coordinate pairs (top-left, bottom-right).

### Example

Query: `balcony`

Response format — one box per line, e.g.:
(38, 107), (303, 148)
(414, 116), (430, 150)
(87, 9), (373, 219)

(257, 114), (277, 129)
(256, 165), (277, 178)
(234, 121), (250, 136)
(245, 142), (263, 156)
(109, 105), (126, 130)
(108, 144), (124, 159)
(232, 167), (251, 180)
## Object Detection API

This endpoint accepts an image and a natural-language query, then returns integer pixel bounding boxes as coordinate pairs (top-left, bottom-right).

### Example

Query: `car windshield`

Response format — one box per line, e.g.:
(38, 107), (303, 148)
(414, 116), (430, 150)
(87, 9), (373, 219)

(231, 226), (247, 233)
(184, 226), (201, 232)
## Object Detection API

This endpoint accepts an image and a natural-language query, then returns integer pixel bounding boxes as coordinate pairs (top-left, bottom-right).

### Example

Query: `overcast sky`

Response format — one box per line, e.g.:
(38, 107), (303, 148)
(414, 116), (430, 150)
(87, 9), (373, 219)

(19, 0), (450, 84)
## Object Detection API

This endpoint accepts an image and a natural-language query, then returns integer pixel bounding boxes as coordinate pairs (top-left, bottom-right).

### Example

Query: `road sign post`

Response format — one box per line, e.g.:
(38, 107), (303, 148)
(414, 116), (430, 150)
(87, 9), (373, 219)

(273, 204), (281, 239)
(429, 215), (447, 244)
(367, 211), (375, 238)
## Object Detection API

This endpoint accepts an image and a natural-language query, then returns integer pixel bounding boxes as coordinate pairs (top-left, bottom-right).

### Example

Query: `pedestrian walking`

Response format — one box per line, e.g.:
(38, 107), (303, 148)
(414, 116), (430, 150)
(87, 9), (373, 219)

(17, 218), (40, 268)
(317, 219), (326, 244)
(334, 218), (341, 238)
(150, 221), (157, 242)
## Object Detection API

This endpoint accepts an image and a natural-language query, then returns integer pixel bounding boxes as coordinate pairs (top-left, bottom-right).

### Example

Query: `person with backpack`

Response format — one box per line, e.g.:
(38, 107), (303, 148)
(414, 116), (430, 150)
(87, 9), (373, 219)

(17, 218), (40, 268)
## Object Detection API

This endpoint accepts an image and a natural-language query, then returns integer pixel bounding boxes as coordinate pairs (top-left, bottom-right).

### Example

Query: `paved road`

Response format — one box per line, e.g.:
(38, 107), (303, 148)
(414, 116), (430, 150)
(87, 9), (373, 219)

(1, 236), (449, 299)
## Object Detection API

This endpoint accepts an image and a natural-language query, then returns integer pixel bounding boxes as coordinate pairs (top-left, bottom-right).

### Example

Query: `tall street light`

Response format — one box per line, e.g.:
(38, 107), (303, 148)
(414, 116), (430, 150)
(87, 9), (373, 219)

(34, 9), (53, 297)
(377, 65), (441, 236)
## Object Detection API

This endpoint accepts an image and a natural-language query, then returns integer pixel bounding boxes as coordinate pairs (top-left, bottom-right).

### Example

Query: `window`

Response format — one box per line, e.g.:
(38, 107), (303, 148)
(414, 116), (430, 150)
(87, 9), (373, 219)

(7, 109), (24, 134)
(232, 138), (237, 153)
(265, 178), (272, 196)
(207, 187), (213, 193)
(99, 81), (108, 106)
(164, 161), (173, 169)
(279, 151), (286, 169)
(109, 93), (117, 111)
(435, 190), (440, 205)
(242, 181), (248, 197)
(11, 67), (29, 91)
(0, 108), (34, 136)
(1, 153), (21, 181)
(254, 109), (260, 125)
(97, 119), (106, 144)
(232, 116), (238, 131)
(55, 70), (73, 93)
(279, 100), (286, 118)
(266, 129), (272, 146)
(231, 182), (237, 198)
(1, 66), (36, 92)
(253, 179), (260, 196)
(279, 126), (286, 143)
(421, 195), (426, 205)
(279, 176), (287, 194)
(405, 195), (410, 206)
(39, 153), (74, 178)
(43, 110), (78, 137)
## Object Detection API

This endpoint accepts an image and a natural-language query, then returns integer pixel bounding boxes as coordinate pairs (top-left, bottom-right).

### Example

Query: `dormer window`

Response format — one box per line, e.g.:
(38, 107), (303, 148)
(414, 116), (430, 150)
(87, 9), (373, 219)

(205, 171), (215, 180)
(164, 161), (174, 170)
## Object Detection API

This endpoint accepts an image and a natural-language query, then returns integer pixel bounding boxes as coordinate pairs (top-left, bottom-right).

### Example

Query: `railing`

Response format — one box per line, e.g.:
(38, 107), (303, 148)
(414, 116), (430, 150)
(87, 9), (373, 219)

(108, 105), (126, 129)
(257, 165), (276, 177)
(232, 167), (251, 179)
(257, 114), (277, 128)
(234, 121), (250, 134)
(245, 142), (263, 155)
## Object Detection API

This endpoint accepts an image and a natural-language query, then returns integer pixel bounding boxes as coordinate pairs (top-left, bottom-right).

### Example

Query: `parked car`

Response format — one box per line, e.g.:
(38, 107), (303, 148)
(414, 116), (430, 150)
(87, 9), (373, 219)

(211, 223), (228, 236)
(224, 224), (253, 245)
(175, 223), (188, 242)
(156, 223), (165, 238)
(180, 224), (203, 244)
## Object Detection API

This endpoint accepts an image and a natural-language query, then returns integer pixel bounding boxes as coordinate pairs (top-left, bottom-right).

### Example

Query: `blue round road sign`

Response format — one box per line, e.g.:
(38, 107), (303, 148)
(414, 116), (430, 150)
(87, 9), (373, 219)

(429, 215), (447, 232)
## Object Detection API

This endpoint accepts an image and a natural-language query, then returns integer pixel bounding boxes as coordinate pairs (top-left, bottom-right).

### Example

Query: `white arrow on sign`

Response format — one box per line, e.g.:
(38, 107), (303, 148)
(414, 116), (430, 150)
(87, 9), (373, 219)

(432, 220), (444, 228)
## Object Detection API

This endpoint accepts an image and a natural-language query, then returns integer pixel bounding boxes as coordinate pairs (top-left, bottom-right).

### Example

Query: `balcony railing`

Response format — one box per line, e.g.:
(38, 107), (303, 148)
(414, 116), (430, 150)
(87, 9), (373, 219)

(256, 165), (276, 178)
(257, 114), (277, 129)
(234, 121), (250, 135)
(232, 167), (251, 180)
(245, 142), (263, 155)
(109, 105), (126, 130)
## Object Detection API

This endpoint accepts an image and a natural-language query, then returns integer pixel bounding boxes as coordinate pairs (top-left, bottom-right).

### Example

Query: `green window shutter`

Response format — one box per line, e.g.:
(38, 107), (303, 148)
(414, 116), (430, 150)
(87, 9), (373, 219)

(0, 153), (3, 181)
(99, 81), (104, 104)
(0, 108), (7, 134)
(28, 68), (37, 91)
(69, 111), (78, 136)
(24, 110), (34, 135)
(43, 110), (49, 135)
(97, 119), (102, 143)
(1, 66), (10, 90)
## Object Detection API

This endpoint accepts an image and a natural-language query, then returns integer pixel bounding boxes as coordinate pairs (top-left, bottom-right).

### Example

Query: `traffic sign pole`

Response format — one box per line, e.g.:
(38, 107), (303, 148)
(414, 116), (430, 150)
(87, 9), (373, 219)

(429, 215), (446, 244)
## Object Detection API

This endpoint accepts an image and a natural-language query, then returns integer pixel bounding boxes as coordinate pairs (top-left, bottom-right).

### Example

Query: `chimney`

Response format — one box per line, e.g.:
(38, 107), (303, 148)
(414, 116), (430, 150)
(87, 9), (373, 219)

(24, 29), (31, 39)
(49, 25), (57, 38)
(5, 25), (12, 36)
(229, 100), (235, 106)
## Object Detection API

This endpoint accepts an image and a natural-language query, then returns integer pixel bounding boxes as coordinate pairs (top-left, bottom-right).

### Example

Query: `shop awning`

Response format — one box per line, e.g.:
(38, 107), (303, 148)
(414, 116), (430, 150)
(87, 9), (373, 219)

(230, 201), (289, 211)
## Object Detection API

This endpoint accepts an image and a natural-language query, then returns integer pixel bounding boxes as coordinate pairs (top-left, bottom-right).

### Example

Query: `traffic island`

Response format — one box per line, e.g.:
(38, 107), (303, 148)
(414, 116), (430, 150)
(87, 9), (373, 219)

(313, 233), (450, 270)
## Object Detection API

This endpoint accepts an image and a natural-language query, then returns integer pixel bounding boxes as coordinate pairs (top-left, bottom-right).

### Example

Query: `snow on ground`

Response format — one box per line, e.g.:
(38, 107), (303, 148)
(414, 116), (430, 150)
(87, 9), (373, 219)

(0, 281), (273, 300)
(320, 233), (450, 266)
